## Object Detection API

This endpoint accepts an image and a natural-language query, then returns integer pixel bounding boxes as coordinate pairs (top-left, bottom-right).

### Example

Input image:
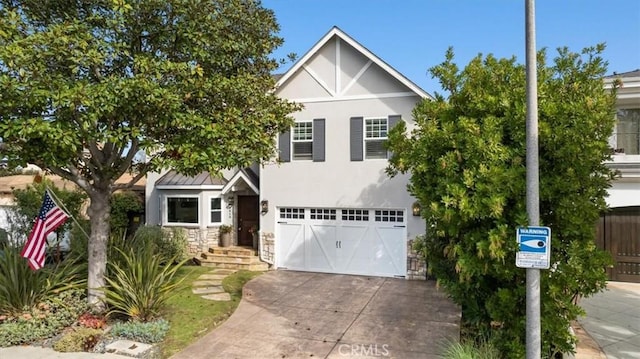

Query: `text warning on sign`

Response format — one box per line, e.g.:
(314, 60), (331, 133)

(516, 226), (551, 269)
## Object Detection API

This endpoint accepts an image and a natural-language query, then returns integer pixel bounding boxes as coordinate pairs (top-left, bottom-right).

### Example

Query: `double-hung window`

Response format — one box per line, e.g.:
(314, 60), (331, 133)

(364, 118), (388, 159)
(210, 198), (222, 224)
(292, 121), (313, 160)
(616, 109), (640, 155)
(167, 197), (199, 224)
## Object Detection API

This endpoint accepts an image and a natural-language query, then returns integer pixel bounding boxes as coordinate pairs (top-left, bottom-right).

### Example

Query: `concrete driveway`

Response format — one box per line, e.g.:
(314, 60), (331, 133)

(579, 281), (640, 359)
(171, 271), (461, 359)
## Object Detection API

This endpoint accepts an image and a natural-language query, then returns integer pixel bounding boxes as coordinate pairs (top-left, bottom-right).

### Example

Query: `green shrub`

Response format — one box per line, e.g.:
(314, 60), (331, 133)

(104, 241), (187, 322)
(68, 219), (91, 263)
(53, 327), (103, 352)
(110, 319), (170, 343)
(110, 191), (144, 236)
(130, 226), (188, 264)
(442, 338), (501, 359)
(387, 46), (614, 357)
(0, 247), (85, 315)
(0, 289), (88, 347)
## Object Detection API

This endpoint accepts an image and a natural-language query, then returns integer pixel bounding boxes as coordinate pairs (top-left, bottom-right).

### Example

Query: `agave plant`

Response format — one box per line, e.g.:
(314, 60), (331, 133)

(104, 241), (187, 322)
(0, 246), (86, 315)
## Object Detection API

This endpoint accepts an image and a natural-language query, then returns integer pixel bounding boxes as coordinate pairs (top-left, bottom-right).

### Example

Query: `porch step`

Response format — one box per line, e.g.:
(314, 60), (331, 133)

(201, 253), (255, 264)
(198, 246), (269, 271)
(198, 259), (269, 271)
(209, 246), (257, 256)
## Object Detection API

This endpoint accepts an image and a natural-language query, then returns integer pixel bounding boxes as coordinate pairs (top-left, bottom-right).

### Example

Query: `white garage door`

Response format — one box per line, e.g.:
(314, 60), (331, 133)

(276, 208), (407, 277)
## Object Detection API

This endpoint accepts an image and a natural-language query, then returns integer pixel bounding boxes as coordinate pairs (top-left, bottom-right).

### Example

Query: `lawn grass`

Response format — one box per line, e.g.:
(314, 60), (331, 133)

(160, 266), (263, 358)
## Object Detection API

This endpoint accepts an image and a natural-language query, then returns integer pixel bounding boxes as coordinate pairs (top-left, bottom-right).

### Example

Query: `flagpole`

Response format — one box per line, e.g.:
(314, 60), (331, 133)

(45, 186), (91, 241)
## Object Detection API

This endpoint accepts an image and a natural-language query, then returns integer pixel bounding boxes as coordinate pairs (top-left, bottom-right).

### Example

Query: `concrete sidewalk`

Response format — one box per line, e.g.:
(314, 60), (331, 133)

(0, 346), (130, 359)
(579, 281), (640, 359)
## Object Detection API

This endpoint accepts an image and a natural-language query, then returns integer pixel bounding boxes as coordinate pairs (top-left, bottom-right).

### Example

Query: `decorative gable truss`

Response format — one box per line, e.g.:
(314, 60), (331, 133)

(275, 26), (431, 103)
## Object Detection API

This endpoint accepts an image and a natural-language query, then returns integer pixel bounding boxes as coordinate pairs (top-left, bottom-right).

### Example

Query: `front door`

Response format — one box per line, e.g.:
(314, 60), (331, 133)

(237, 196), (259, 247)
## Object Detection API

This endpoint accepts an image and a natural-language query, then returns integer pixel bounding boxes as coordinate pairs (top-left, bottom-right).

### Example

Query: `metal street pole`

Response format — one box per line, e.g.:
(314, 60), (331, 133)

(525, 0), (541, 358)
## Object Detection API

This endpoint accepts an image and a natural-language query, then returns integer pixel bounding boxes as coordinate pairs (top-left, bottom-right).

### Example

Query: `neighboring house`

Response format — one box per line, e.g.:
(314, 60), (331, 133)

(0, 172), (145, 247)
(145, 27), (431, 278)
(599, 69), (640, 283)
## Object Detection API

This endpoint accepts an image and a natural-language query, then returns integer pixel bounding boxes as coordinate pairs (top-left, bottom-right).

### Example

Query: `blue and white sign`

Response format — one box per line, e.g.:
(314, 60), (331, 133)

(516, 226), (551, 269)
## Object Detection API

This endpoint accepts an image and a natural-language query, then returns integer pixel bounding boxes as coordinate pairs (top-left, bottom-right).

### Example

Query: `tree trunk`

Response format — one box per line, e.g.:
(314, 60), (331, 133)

(87, 189), (111, 310)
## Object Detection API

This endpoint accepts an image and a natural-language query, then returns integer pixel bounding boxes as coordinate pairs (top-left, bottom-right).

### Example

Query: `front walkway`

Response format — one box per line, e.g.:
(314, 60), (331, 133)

(171, 271), (461, 358)
(579, 281), (640, 359)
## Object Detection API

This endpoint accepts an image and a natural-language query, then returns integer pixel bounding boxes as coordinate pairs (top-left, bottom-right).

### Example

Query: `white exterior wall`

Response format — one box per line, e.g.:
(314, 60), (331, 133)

(607, 180), (640, 208)
(145, 170), (166, 225)
(261, 96), (424, 239)
(605, 72), (640, 209)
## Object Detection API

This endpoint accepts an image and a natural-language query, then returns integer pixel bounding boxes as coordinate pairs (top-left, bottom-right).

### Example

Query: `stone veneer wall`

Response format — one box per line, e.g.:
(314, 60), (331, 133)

(167, 226), (235, 256)
(260, 232), (275, 264)
(406, 239), (427, 280)
(260, 232), (427, 280)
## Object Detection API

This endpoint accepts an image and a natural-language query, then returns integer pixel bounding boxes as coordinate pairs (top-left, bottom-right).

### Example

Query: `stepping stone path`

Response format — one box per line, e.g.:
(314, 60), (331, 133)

(192, 268), (237, 301)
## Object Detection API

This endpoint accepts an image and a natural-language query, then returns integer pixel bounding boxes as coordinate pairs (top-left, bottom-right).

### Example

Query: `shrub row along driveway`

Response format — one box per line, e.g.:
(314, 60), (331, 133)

(171, 271), (460, 358)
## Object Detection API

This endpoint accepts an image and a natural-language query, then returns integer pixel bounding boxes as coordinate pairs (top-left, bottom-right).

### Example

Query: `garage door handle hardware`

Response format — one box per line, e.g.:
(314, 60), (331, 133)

(394, 225), (406, 228)
(336, 241), (341, 248)
(277, 221), (288, 224)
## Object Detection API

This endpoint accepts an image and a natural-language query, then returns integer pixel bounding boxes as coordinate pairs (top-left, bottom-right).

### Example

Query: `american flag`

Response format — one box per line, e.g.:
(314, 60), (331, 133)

(20, 190), (69, 270)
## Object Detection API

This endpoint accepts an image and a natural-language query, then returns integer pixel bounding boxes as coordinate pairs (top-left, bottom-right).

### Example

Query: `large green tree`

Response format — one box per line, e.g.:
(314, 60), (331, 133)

(387, 46), (617, 357)
(0, 0), (298, 307)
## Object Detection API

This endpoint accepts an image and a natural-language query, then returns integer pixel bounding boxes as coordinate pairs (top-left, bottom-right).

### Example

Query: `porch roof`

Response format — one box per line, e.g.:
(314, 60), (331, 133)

(155, 171), (226, 190)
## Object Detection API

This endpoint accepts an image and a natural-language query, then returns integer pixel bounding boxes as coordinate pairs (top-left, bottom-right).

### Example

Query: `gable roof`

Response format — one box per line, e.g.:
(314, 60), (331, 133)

(605, 69), (640, 79)
(275, 26), (432, 100)
(221, 168), (259, 195)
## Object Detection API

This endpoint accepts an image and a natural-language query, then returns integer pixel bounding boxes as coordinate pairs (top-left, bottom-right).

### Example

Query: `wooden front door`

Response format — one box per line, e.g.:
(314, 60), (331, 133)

(596, 207), (640, 283)
(237, 196), (259, 247)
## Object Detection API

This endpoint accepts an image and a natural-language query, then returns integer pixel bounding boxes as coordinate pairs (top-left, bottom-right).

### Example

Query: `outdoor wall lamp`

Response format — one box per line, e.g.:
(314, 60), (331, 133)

(261, 200), (269, 215)
(412, 201), (421, 217)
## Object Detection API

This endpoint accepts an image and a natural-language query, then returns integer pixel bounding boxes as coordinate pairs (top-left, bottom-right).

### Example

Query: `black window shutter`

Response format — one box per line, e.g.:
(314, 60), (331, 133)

(278, 130), (291, 162)
(388, 115), (402, 130)
(312, 118), (325, 162)
(350, 117), (363, 161)
(387, 115), (402, 159)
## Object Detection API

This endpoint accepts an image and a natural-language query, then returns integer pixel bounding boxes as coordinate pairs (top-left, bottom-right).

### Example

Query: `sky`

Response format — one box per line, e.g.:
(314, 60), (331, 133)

(263, 0), (640, 95)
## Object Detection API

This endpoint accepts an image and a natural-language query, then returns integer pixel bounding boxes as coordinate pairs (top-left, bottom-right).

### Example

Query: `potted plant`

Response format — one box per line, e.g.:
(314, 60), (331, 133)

(249, 225), (259, 254)
(219, 224), (232, 247)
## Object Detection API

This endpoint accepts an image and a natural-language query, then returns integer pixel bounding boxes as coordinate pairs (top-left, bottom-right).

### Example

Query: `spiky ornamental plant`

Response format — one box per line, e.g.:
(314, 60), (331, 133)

(387, 45), (616, 357)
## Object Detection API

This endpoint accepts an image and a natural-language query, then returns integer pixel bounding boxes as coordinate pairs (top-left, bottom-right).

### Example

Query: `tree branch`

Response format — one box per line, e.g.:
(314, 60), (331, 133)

(114, 138), (139, 177)
(48, 165), (92, 194)
(113, 162), (148, 191)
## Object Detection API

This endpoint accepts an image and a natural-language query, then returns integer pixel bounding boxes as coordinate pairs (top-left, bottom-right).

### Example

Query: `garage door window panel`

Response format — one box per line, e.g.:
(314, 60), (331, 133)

(375, 210), (404, 223)
(280, 208), (305, 219)
(342, 209), (369, 221)
(310, 208), (336, 220)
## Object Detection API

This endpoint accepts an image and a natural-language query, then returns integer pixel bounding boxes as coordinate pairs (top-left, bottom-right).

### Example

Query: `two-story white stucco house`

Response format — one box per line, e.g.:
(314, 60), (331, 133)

(145, 27), (431, 278)
(259, 27), (431, 278)
(599, 69), (640, 282)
